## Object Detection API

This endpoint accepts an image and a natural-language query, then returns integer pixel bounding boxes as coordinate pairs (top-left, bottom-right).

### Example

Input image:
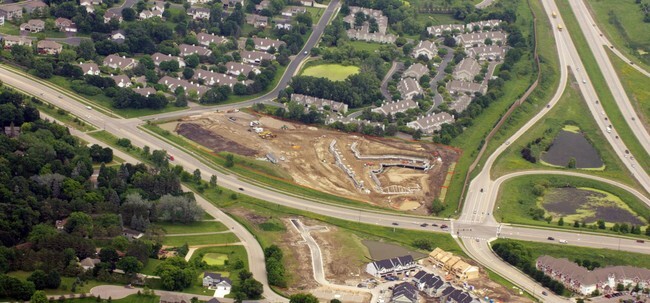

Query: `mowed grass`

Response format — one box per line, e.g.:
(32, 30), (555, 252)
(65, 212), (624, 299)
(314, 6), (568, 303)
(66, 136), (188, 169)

(557, 0), (650, 176)
(301, 64), (360, 81)
(607, 49), (650, 131)
(162, 232), (240, 246)
(346, 40), (384, 52)
(494, 174), (650, 237)
(156, 221), (228, 234)
(586, 0), (650, 69)
(140, 258), (164, 276)
(491, 75), (637, 187)
(203, 253), (228, 266)
(492, 239), (650, 269)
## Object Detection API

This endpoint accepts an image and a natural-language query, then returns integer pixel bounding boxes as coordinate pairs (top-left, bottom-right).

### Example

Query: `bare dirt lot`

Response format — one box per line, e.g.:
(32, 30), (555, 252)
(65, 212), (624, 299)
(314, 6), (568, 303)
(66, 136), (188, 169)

(170, 111), (460, 214)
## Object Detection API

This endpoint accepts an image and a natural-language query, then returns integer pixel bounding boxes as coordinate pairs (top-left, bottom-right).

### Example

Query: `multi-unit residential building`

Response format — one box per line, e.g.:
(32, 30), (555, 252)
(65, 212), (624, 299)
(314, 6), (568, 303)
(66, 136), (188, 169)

(465, 19), (502, 31)
(152, 53), (186, 68)
(407, 113), (455, 134)
(372, 99), (419, 116)
(240, 50), (275, 64)
(78, 62), (101, 75)
(446, 80), (486, 95)
(426, 23), (464, 37)
(290, 93), (349, 113)
(179, 44), (212, 57)
(197, 32), (229, 46)
(250, 37), (286, 52)
(37, 40), (63, 55)
(3, 35), (32, 48)
(193, 69), (241, 87)
(104, 9), (123, 23)
(245, 14), (268, 28)
(281, 6), (306, 17)
(133, 87), (157, 97)
(158, 76), (209, 96)
(455, 31), (507, 48)
(103, 54), (136, 70)
(343, 6), (396, 43)
(448, 94), (472, 113)
(397, 77), (422, 100)
(391, 282), (418, 303)
(403, 63), (429, 81)
(365, 255), (416, 277)
(412, 40), (437, 60)
(225, 62), (261, 76)
(187, 7), (211, 20)
(428, 248), (480, 280)
(110, 74), (132, 88)
(453, 58), (481, 81)
(139, 9), (163, 19)
(467, 45), (508, 61)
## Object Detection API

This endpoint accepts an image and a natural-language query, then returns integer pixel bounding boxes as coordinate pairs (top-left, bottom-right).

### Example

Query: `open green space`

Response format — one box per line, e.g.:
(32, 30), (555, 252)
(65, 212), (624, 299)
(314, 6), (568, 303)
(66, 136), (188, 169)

(203, 253), (228, 266)
(492, 238), (650, 269)
(607, 49), (650, 131)
(346, 40), (385, 52)
(301, 63), (360, 81)
(494, 174), (650, 237)
(586, 0), (650, 69)
(5, 271), (107, 296)
(162, 232), (240, 246)
(556, 0), (650, 176)
(491, 75), (636, 187)
(156, 221), (228, 234)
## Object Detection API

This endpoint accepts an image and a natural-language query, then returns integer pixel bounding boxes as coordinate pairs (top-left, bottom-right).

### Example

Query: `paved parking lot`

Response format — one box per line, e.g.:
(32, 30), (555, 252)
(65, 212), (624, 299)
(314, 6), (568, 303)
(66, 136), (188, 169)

(589, 292), (649, 303)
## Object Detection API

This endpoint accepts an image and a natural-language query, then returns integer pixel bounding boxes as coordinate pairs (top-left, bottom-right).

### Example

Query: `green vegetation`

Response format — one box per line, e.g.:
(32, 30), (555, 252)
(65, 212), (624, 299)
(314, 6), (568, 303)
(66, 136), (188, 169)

(301, 64), (360, 81)
(607, 50), (650, 130)
(346, 40), (385, 52)
(586, 0), (650, 69)
(156, 221), (228, 234)
(60, 294), (160, 303)
(556, 0), (650, 175)
(491, 76), (636, 187)
(203, 253), (228, 266)
(494, 174), (650, 237)
(29, 99), (96, 132)
(493, 238), (650, 269)
(140, 258), (164, 276)
(162, 233), (240, 246)
(4, 271), (106, 296)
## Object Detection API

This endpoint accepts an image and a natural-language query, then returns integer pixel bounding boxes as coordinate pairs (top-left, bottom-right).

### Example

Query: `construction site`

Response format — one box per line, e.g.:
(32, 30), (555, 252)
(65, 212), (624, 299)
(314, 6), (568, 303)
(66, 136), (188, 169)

(166, 110), (459, 214)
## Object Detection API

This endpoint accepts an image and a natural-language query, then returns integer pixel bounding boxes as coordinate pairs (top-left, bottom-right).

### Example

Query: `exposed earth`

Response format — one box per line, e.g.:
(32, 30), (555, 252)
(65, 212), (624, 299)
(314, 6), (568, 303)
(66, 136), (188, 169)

(541, 130), (604, 168)
(361, 240), (428, 260)
(169, 111), (460, 214)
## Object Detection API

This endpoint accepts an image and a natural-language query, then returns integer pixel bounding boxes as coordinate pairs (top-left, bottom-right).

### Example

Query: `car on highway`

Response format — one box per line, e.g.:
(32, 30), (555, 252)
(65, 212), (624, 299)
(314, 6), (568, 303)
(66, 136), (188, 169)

(542, 291), (548, 296)
(167, 155), (174, 161)
(582, 79), (587, 84)
(238, 187), (244, 191)
(637, 240), (645, 243)
(431, 223), (438, 227)
(440, 224), (448, 229)
(559, 239), (568, 244)
(547, 237), (555, 241)
(420, 223), (428, 227)
(392, 222), (399, 226)
(304, 50), (308, 55)
(86, 106), (92, 110)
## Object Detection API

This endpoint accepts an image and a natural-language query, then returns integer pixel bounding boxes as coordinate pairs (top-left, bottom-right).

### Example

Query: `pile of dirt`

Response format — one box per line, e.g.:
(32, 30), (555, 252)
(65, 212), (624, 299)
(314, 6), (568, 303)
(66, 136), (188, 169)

(177, 123), (258, 156)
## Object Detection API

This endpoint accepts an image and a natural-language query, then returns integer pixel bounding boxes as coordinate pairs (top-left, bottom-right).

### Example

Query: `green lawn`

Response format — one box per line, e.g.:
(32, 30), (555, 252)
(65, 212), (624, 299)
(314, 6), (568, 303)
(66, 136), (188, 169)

(492, 238), (650, 269)
(301, 63), (360, 81)
(203, 253), (228, 266)
(140, 258), (164, 276)
(607, 49), (650, 131)
(156, 221), (228, 234)
(494, 174), (650, 237)
(586, 0), (650, 69)
(4, 271), (107, 296)
(162, 232), (240, 246)
(62, 294), (160, 303)
(556, 0), (650, 176)
(0, 23), (20, 35)
(491, 75), (637, 188)
(345, 40), (384, 52)
(183, 246), (248, 297)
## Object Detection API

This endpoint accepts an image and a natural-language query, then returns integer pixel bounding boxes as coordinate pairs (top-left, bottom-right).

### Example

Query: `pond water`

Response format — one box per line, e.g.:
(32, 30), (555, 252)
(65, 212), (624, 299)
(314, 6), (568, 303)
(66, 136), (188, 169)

(541, 130), (603, 168)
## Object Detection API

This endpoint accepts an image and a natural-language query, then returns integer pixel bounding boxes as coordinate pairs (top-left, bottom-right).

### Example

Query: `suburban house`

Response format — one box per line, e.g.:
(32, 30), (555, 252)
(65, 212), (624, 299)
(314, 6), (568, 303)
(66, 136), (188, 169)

(397, 77), (422, 100)
(407, 112), (455, 134)
(55, 17), (77, 32)
(158, 76), (209, 96)
(241, 50), (275, 64)
(365, 255), (416, 277)
(428, 248), (479, 280)
(159, 293), (188, 303)
(139, 9), (163, 19)
(446, 80), (486, 95)
(246, 14), (268, 28)
(343, 6), (396, 43)
(456, 31), (507, 48)
(251, 37), (286, 51)
(403, 63), (428, 81)
(290, 93), (349, 113)
(37, 40), (63, 55)
(103, 55), (136, 70)
(373, 99), (418, 116)
(346, 29), (397, 43)
(465, 19), (502, 32)
(193, 69), (240, 87)
(23, 1), (48, 14)
(197, 32), (228, 46)
(133, 87), (157, 97)
(55, 218), (68, 230)
(254, 0), (269, 12)
(3, 35), (32, 48)
(187, 7), (211, 20)
(426, 23), (464, 37)
(202, 272), (232, 297)
(188, 0), (210, 4)
(467, 45), (508, 61)
(152, 1), (165, 11)
(152, 53), (186, 68)
(111, 30), (126, 43)
(226, 62), (260, 76)
(80, 0), (100, 13)
(391, 282), (418, 303)
(453, 58), (481, 81)
(104, 9), (123, 23)
(412, 40), (437, 59)
(300, 0), (314, 6)
(179, 44), (212, 57)
(281, 6), (306, 17)
(275, 18), (292, 30)
(20, 19), (45, 33)
(221, 0), (244, 9)
(0, 5), (23, 21)
(537, 255), (650, 295)
(110, 74), (132, 88)
(448, 94), (472, 113)
(78, 62), (101, 75)
(80, 257), (100, 271)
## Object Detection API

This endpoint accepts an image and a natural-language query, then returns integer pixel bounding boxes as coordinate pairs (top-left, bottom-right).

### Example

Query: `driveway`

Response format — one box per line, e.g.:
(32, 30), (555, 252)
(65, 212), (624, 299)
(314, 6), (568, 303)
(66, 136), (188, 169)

(380, 61), (404, 102)
(90, 285), (223, 302)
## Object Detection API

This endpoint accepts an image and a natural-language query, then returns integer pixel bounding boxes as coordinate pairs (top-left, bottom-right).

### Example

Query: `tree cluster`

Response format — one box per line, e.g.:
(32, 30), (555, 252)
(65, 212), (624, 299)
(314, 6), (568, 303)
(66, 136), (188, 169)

(289, 74), (382, 108)
(264, 245), (287, 288)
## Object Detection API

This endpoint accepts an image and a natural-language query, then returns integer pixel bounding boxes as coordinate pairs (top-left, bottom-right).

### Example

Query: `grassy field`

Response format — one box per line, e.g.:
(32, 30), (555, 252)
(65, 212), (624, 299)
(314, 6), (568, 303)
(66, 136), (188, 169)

(301, 64), (360, 81)
(607, 49), (650, 131)
(140, 258), (164, 276)
(4, 271), (108, 296)
(346, 40), (385, 52)
(586, 0), (650, 69)
(556, 0), (650, 176)
(491, 75), (638, 187)
(203, 253), (228, 266)
(494, 174), (650, 237)
(156, 221), (229, 234)
(492, 238), (650, 269)
(162, 232), (240, 246)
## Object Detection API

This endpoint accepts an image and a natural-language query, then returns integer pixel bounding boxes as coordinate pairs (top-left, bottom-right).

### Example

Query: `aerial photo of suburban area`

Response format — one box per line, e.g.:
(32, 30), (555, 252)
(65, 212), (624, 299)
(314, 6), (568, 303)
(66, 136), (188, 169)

(0, 0), (649, 301)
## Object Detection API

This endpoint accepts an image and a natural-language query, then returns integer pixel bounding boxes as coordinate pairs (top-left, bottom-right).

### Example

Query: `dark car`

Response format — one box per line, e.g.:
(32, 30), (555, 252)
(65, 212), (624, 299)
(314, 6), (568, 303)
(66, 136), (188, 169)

(238, 187), (244, 191)
(431, 223), (438, 227)
(420, 223), (428, 227)
(547, 237), (555, 241)
(637, 240), (645, 243)
(542, 291), (548, 296)
(392, 222), (399, 226)
(440, 224), (448, 229)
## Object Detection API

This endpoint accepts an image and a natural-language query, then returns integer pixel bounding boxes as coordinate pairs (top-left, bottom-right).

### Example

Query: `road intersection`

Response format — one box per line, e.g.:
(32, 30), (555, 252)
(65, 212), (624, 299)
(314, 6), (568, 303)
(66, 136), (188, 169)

(0, 0), (648, 301)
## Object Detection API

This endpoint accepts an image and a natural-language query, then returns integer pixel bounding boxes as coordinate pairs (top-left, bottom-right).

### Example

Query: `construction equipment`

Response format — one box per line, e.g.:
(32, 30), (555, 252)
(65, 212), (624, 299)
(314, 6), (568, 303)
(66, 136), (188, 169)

(258, 131), (276, 139)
